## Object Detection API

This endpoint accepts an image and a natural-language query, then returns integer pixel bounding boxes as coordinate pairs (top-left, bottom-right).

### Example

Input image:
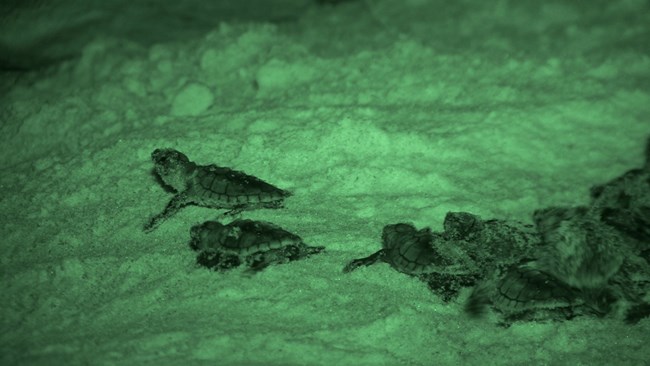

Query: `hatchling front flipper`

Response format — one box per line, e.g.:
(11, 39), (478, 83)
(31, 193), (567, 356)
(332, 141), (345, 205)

(342, 250), (386, 273)
(144, 193), (192, 232)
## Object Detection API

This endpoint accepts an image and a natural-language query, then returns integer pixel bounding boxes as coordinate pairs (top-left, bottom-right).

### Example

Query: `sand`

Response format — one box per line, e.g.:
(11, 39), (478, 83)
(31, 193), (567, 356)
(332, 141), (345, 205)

(1, 0), (649, 364)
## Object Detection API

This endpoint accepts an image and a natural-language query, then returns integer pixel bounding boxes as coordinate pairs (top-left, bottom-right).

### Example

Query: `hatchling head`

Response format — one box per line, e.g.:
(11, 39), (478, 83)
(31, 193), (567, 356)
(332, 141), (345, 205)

(151, 148), (196, 192)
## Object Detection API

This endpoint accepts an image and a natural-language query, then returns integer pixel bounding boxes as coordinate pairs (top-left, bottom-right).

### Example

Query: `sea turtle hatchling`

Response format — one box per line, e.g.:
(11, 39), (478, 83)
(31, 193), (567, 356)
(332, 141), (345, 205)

(473, 138), (650, 326)
(342, 222), (479, 301)
(343, 222), (464, 276)
(464, 263), (611, 326)
(465, 256), (650, 326)
(441, 211), (542, 272)
(532, 205), (650, 323)
(465, 205), (650, 325)
(343, 212), (542, 302)
(189, 219), (325, 272)
(144, 148), (292, 231)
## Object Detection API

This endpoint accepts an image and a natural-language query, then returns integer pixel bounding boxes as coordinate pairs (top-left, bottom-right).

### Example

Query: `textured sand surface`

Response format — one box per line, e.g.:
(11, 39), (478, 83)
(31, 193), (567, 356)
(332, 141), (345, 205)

(1, 1), (649, 364)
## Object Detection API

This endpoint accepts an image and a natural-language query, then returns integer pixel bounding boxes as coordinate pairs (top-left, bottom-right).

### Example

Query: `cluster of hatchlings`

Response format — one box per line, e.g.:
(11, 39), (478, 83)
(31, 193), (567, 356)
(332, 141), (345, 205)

(144, 138), (650, 326)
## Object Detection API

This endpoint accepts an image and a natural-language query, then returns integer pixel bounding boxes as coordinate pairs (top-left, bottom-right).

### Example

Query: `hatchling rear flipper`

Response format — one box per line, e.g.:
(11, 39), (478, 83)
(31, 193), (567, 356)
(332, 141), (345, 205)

(342, 250), (385, 273)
